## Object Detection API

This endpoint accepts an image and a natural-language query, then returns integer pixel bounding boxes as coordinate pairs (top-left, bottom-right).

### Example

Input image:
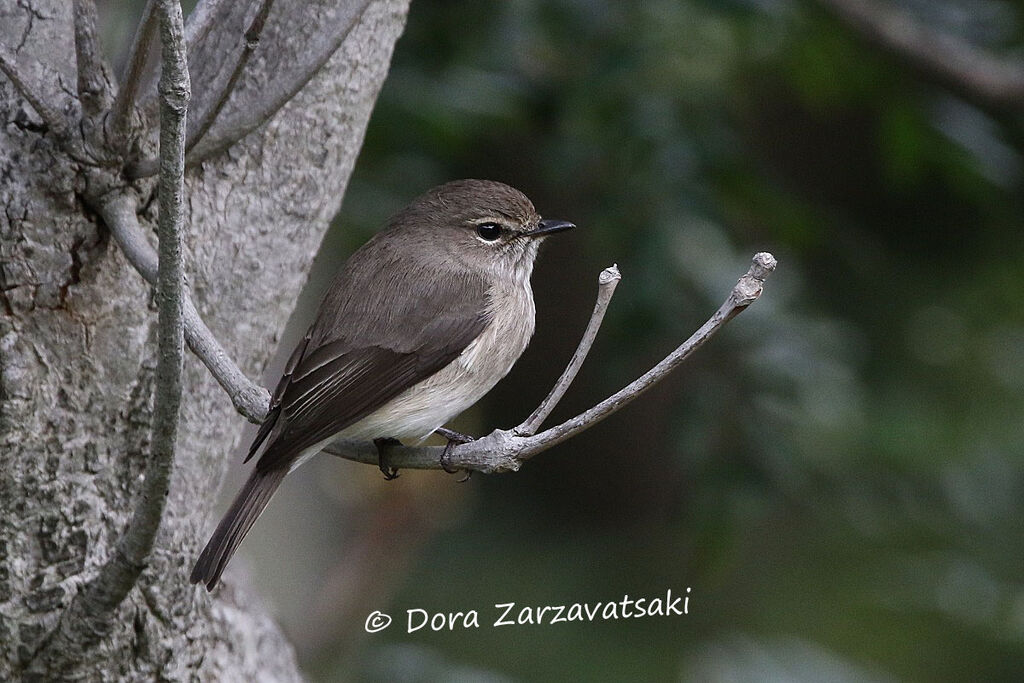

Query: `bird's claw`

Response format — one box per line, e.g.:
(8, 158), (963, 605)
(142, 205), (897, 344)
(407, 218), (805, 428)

(436, 427), (474, 481)
(374, 437), (402, 480)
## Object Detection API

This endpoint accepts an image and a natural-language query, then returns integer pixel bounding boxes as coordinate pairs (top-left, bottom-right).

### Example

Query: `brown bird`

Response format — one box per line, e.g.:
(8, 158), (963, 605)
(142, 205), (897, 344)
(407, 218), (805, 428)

(191, 179), (575, 590)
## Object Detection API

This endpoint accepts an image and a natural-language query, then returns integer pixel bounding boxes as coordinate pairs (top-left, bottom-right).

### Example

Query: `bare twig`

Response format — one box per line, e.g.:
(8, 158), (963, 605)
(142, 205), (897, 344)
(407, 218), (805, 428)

(181, 296), (270, 420)
(148, 0), (190, 582)
(27, 1), (189, 672)
(518, 264), (621, 435)
(73, 0), (113, 115)
(0, 45), (74, 141)
(816, 0), (1024, 111)
(185, 0), (275, 153)
(128, 0), (373, 178)
(134, 0), (224, 127)
(324, 253), (778, 473)
(110, 0), (157, 142)
(514, 253), (775, 456)
(185, 0), (372, 165)
(98, 195), (271, 423)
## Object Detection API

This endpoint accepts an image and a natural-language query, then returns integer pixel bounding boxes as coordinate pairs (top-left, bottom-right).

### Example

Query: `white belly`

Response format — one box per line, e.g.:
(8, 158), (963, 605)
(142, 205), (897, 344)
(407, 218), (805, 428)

(343, 277), (536, 442)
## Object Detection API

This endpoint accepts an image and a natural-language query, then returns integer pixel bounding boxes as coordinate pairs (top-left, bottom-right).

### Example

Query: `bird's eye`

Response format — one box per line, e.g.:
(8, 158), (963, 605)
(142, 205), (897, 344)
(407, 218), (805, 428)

(475, 223), (503, 241)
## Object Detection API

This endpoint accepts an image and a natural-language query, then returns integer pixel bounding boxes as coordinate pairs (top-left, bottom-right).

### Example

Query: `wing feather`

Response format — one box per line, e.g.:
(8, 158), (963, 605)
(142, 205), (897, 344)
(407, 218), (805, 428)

(249, 239), (491, 473)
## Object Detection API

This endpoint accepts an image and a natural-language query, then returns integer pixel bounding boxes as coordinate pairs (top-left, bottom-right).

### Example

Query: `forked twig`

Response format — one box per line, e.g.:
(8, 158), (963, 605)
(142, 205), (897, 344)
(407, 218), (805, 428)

(324, 253), (778, 473)
(518, 264), (621, 435)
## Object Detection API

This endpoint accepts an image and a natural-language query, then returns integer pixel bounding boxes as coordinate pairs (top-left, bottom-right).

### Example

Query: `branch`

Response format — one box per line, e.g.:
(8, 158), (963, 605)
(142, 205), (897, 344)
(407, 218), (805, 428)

(73, 0), (113, 116)
(0, 45), (74, 142)
(98, 195), (271, 423)
(27, 1), (189, 672)
(518, 264), (621, 435)
(185, 0), (275, 153)
(127, 0), (373, 178)
(129, 0), (224, 126)
(185, 0), (372, 166)
(816, 0), (1024, 111)
(148, 0), (190, 581)
(324, 252), (778, 473)
(109, 0), (157, 143)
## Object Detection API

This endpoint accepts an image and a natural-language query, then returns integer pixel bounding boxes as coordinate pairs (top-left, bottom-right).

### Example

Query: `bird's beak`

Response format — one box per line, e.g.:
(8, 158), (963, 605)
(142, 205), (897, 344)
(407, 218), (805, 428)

(526, 218), (576, 238)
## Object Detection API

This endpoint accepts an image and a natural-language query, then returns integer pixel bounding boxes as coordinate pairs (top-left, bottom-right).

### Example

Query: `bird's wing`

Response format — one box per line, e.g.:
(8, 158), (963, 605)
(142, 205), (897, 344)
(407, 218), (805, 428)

(246, 328), (311, 460)
(248, 260), (491, 473)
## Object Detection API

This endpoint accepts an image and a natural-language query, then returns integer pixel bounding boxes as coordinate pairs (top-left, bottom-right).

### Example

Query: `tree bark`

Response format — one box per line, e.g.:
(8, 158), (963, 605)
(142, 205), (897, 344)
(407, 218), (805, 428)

(0, 0), (409, 678)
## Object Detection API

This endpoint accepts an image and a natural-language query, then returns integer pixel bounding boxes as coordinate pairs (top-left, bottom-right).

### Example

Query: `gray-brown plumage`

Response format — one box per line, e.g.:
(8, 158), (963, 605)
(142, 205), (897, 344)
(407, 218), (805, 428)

(191, 179), (574, 590)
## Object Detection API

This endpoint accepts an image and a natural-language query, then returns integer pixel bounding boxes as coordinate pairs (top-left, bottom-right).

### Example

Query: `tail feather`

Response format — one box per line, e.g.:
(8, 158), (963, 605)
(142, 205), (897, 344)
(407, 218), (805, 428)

(190, 468), (287, 591)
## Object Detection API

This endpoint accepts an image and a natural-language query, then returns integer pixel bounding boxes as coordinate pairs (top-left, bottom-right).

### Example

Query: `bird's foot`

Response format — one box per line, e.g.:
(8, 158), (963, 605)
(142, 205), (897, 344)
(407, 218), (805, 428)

(435, 427), (475, 482)
(373, 437), (402, 480)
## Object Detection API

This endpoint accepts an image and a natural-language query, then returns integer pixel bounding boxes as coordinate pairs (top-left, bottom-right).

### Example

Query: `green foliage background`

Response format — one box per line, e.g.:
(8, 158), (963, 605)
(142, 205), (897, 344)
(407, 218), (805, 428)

(312, 0), (1024, 680)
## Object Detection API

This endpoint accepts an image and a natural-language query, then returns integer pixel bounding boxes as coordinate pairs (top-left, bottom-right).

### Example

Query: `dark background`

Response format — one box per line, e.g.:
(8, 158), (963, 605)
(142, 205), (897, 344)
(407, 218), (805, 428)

(106, 1), (1024, 680)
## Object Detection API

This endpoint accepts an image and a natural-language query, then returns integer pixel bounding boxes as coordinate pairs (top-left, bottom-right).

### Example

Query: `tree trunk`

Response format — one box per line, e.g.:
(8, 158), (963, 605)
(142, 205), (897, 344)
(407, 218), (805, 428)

(0, 0), (409, 678)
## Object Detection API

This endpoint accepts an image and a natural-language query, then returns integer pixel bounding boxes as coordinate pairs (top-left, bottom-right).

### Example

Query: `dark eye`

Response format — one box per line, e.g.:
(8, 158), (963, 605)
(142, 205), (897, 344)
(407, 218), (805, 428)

(475, 223), (503, 241)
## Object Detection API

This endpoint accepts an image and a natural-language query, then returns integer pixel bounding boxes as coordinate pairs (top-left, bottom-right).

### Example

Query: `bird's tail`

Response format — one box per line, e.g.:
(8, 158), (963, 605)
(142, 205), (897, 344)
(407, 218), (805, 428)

(190, 467), (287, 591)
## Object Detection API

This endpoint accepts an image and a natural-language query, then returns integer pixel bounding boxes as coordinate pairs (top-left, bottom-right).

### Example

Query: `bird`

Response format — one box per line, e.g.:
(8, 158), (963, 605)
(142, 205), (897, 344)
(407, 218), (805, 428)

(190, 179), (575, 590)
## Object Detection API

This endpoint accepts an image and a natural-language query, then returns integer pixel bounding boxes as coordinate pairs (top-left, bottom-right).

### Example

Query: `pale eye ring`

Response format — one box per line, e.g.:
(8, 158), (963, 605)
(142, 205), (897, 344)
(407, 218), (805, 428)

(475, 222), (503, 241)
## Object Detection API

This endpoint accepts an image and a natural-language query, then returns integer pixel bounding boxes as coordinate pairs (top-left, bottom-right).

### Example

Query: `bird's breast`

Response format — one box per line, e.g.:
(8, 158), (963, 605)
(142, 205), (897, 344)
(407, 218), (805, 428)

(339, 279), (536, 443)
(459, 279), (536, 378)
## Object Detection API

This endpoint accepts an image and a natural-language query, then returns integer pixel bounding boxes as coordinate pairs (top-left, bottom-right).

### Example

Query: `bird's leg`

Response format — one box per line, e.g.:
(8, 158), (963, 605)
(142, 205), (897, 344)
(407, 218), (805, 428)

(373, 437), (402, 480)
(435, 427), (475, 481)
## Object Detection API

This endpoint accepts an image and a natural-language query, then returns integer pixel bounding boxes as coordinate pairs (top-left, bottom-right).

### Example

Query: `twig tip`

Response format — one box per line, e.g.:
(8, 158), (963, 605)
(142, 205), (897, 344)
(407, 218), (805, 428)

(751, 252), (777, 279)
(599, 264), (621, 286)
(731, 252), (777, 307)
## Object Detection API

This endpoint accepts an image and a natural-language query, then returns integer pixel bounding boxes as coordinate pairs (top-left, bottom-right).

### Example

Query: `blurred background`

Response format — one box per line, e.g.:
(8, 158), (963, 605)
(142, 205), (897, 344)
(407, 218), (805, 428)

(109, 0), (1024, 680)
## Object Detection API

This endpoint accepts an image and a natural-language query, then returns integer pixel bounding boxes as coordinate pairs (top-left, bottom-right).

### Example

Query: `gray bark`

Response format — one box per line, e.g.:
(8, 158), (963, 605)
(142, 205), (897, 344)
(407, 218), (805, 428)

(0, 0), (409, 679)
